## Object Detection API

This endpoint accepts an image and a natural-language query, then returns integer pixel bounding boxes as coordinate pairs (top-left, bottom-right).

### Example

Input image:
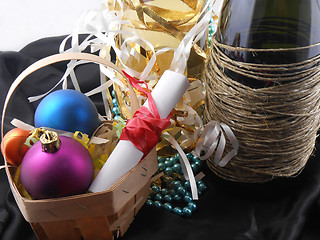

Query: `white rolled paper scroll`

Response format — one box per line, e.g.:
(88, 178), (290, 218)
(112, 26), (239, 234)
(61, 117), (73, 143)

(89, 70), (190, 193)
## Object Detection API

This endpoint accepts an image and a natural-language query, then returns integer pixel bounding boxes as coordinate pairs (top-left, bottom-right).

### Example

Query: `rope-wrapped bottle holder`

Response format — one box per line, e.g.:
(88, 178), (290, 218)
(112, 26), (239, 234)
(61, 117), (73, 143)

(203, 38), (320, 183)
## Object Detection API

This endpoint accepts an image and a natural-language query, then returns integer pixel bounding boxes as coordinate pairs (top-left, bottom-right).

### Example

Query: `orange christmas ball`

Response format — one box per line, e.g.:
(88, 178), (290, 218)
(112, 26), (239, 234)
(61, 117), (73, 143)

(1, 128), (30, 166)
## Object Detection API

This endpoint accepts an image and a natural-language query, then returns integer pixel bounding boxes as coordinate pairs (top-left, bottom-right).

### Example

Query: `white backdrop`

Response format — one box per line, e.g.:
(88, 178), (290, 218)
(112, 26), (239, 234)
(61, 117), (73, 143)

(0, 0), (103, 51)
(0, 0), (223, 52)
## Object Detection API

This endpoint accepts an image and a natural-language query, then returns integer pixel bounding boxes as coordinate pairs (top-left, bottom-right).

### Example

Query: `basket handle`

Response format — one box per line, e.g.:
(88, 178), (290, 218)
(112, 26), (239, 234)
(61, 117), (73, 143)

(1, 52), (138, 141)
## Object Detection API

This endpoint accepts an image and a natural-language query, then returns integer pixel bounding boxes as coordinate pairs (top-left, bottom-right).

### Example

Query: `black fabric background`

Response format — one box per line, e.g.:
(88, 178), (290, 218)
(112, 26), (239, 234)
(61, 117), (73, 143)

(1, 36), (320, 240)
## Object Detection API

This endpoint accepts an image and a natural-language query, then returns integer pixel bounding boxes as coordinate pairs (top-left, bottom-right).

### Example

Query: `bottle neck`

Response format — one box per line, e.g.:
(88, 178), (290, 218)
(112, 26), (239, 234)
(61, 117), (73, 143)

(215, 0), (320, 63)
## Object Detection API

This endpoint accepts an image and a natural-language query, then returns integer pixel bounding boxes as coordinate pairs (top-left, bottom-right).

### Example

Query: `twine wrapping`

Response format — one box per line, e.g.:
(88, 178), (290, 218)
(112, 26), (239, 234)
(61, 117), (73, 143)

(203, 38), (320, 183)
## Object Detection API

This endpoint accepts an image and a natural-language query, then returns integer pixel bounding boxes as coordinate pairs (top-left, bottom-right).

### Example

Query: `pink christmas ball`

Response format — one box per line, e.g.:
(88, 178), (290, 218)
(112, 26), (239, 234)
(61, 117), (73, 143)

(20, 136), (94, 199)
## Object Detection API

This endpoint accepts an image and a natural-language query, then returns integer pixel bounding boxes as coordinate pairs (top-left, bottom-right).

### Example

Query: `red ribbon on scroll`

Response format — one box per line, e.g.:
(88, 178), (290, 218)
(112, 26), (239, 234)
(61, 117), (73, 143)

(120, 71), (171, 158)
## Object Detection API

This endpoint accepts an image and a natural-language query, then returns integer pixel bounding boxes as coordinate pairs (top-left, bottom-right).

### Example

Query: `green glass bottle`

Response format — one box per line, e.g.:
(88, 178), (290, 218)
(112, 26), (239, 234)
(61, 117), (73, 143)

(215, 0), (320, 88)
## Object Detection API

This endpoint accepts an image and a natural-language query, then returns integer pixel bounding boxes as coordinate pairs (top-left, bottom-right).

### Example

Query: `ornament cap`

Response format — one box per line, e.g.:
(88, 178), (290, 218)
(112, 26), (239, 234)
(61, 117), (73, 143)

(40, 130), (61, 153)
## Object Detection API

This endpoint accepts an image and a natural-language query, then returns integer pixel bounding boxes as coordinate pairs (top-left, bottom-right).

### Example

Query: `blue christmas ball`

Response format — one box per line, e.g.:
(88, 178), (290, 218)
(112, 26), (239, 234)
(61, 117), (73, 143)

(34, 89), (100, 136)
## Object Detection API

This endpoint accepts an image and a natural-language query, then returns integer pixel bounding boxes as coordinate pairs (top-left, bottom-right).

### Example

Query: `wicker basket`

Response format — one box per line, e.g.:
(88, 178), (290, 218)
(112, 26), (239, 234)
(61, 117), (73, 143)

(1, 52), (157, 240)
(6, 149), (156, 240)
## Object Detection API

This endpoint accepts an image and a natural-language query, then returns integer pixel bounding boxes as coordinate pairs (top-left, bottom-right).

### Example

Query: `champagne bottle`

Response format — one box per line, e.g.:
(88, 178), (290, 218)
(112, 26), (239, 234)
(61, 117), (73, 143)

(204, 0), (320, 182)
(215, 0), (320, 88)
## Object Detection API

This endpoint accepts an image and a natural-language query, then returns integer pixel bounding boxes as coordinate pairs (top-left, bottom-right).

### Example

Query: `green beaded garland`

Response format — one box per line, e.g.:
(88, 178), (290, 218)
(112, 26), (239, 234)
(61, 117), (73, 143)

(147, 152), (206, 217)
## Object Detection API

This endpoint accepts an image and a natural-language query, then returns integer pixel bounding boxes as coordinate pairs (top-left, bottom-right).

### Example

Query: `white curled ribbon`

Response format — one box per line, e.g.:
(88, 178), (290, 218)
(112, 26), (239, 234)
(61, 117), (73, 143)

(10, 119), (108, 145)
(193, 121), (239, 167)
(170, 0), (215, 74)
(27, 0), (216, 118)
(163, 132), (199, 200)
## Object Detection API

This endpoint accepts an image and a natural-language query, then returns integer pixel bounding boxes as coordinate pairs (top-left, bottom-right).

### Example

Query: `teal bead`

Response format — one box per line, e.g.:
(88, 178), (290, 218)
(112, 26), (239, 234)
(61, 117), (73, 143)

(151, 185), (160, 193)
(192, 155), (199, 162)
(163, 203), (173, 211)
(197, 180), (204, 186)
(198, 182), (207, 192)
(154, 201), (162, 208)
(111, 90), (116, 97)
(173, 194), (182, 202)
(163, 194), (173, 202)
(186, 153), (193, 159)
(112, 106), (120, 115)
(158, 162), (165, 171)
(169, 157), (176, 166)
(112, 98), (118, 107)
(183, 195), (193, 203)
(187, 202), (197, 211)
(191, 163), (200, 173)
(182, 206), (192, 217)
(114, 115), (121, 121)
(154, 193), (163, 201)
(169, 189), (176, 196)
(209, 26), (215, 35)
(157, 156), (165, 163)
(172, 163), (182, 173)
(164, 167), (173, 176)
(146, 199), (153, 206)
(172, 181), (182, 190)
(177, 186), (186, 196)
(184, 181), (190, 190)
(164, 160), (173, 167)
(161, 188), (169, 195)
(173, 154), (180, 163)
(172, 207), (183, 216)
(193, 159), (202, 165)
(185, 191), (192, 197)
